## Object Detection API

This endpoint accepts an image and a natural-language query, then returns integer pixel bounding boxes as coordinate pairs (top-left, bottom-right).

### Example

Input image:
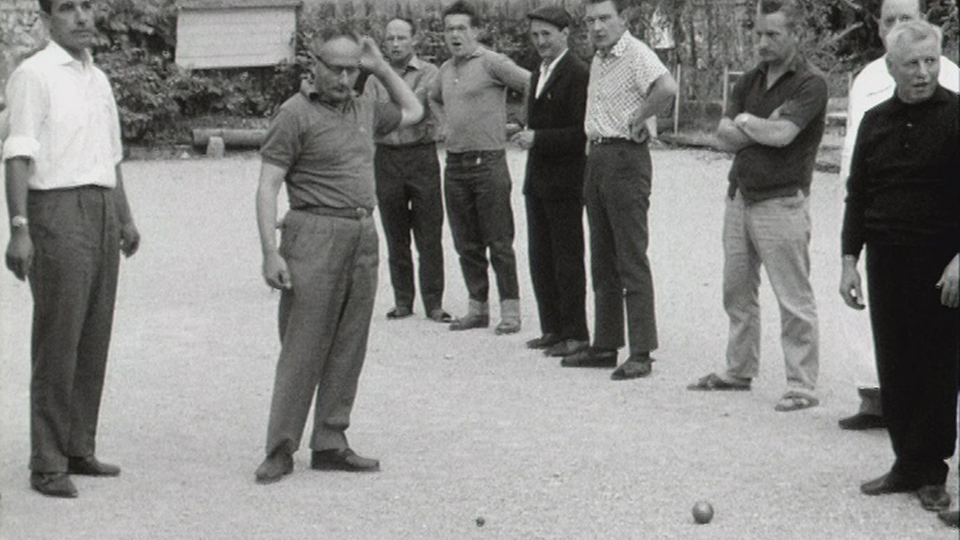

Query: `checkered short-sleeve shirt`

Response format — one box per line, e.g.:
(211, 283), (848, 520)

(585, 32), (669, 139)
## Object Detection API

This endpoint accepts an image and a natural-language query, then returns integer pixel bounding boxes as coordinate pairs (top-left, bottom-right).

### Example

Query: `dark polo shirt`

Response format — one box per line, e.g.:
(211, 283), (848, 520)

(842, 86), (959, 256)
(261, 81), (402, 210)
(726, 56), (828, 202)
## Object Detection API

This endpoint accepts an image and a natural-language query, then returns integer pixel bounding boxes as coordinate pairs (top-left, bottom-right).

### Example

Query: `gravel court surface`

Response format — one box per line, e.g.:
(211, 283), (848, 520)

(0, 148), (956, 539)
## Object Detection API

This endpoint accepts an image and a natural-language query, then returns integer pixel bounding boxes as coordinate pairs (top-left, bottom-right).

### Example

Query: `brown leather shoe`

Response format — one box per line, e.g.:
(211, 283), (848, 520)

(311, 448), (380, 472)
(30, 472), (78, 498)
(67, 456), (121, 477)
(560, 347), (617, 368)
(610, 356), (654, 380)
(860, 472), (921, 495)
(449, 313), (489, 331)
(939, 510), (959, 528)
(526, 334), (561, 349)
(544, 339), (588, 357)
(255, 451), (293, 484)
(918, 485), (951, 512)
(838, 412), (886, 430)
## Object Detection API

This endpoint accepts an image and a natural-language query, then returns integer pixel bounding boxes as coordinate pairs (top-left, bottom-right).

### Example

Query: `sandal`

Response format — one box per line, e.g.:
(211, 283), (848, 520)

(774, 390), (819, 412)
(687, 372), (751, 391)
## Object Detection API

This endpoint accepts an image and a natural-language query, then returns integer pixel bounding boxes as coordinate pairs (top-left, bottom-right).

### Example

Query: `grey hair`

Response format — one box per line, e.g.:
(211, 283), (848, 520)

(886, 19), (942, 59)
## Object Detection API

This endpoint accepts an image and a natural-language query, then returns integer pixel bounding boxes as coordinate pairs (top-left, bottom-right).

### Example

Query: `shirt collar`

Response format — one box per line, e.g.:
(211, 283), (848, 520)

(598, 32), (630, 59)
(540, 49), (568, 74)
(758, 54), (805, 77)
(44, 40), (93, 67)
(394, 54), (423, 74)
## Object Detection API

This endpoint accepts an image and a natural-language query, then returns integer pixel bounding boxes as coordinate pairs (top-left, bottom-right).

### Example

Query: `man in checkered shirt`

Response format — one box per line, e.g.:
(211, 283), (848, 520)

(560, 0), (677, 380)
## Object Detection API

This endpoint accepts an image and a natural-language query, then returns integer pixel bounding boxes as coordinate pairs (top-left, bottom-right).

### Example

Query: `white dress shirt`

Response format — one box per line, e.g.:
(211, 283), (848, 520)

(535, 49), (567, 99)
(2, 41), (123, 190)
(840, 55), (959, 180)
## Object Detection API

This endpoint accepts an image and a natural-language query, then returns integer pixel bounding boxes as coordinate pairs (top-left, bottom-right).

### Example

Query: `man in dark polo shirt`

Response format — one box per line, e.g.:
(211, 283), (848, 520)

(688, 0), (827, 413)
(430, 0), (530, 335)
(365, 18), (452, 323)
(253, 26), (423, 484)
(512, 6), (590, 357)
(839, 20), (958, 514)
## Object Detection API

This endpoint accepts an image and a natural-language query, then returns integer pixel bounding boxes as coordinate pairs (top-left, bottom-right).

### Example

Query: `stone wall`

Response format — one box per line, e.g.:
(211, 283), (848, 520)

(0, 0), (47, 106)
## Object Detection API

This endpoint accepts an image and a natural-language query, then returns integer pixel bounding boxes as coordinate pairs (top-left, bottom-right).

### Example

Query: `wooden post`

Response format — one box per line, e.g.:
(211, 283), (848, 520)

(673, 62), (682, 134)
(721, 65), (729, 117)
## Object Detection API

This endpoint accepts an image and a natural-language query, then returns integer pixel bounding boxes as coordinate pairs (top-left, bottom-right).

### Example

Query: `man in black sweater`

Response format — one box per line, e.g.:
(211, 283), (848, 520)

(840, 20), (959, 514)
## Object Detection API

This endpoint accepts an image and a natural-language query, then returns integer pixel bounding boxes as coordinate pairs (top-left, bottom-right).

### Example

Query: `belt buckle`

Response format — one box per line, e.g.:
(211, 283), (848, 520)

(356, 207), (369, 218)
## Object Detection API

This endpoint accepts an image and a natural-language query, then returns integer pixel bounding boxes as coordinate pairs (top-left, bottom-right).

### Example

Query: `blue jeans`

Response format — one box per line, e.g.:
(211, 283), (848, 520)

(722, 190), (819, 392)
(443, 150), (519, 303)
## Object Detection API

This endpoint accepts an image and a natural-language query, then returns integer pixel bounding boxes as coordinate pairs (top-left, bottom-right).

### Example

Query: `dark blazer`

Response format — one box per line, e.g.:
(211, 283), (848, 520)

(523, 51), (590, 201)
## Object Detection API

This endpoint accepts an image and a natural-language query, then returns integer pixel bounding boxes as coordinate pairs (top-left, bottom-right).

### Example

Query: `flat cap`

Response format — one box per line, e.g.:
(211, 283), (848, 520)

(526, 5), (572, 30)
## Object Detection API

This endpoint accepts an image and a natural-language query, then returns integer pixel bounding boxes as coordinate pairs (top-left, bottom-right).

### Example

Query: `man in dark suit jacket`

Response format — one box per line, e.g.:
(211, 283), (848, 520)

(512, 6), (590, 357)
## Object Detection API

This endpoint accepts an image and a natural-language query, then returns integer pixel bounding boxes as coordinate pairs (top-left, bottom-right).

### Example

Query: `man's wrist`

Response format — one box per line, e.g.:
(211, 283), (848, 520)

(842, 254), (858, 265)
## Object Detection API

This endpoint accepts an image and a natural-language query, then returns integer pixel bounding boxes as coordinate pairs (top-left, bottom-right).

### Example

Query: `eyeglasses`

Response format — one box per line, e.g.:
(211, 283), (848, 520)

(311, 52), (361, 76)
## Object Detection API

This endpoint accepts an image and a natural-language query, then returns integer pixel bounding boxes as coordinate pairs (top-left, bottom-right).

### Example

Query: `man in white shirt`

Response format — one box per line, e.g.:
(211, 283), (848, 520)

(3, 0), (140, 498)
(837, 0), (960, 431)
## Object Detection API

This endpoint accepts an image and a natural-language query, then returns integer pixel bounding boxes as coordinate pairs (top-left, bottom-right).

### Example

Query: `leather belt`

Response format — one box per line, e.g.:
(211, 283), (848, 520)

(588, 136), (636, 146)
(295, 206), (372, 220)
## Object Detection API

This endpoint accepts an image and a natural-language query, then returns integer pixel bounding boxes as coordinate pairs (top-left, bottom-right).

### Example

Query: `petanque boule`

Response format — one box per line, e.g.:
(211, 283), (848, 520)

(475, 516), (485, 527)
(692, 501), (714, 524)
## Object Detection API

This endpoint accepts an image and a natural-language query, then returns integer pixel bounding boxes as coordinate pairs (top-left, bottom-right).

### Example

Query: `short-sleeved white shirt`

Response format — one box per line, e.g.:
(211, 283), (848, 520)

(840, 55), (959, 180)
(585, 32), (669, 139)
(2, 41), (123, 190)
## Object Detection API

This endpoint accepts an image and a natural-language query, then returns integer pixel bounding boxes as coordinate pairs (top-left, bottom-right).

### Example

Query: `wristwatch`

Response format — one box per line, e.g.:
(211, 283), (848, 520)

(11, 215), (28, 229)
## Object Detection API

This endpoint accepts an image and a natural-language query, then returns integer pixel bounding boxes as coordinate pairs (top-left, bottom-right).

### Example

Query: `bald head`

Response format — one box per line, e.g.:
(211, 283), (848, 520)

(879, 0), (922, 47)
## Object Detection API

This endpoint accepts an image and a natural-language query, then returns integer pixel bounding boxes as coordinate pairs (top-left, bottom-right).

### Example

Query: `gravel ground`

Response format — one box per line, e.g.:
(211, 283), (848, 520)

(0, 147), (956, 539)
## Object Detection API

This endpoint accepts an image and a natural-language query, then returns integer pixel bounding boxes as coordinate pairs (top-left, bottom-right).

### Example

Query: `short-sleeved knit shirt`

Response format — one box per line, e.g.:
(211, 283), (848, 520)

(260, 81), (402, 210)
(431, 46), (529, 152)
(585, 32), (669, 140)
(726, 56), (828, 202)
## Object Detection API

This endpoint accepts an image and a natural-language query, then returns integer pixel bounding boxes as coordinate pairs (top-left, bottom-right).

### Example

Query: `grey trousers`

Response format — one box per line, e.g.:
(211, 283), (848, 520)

(264, 210), (379, 456)
(722, 191), (819, 392)
(583, 142), (658, 356)
(27, 186), (120, 473)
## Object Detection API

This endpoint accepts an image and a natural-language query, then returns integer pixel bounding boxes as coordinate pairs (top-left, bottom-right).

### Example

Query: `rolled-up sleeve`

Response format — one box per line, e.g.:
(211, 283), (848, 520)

(2, 67), (47, 161)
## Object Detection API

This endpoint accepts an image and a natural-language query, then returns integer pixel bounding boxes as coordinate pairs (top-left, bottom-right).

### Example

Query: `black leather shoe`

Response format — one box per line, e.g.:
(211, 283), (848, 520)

(610, 356), (654, 380)
(526, 334), (561, 349)
(311, 448), (380, 472)
(30, 472), (78, 498)
(255, 451), (293, 484)
(67, 456), (120, 477)
(544, 339), (588, 357)
(938, 510), (959, 528)
(449, 314), (489, 331)
(386, 306), (413, 319)
(560, 347), (617, 368)
(428, 308), (454, 323)
(860, 472), (921, 495)
(838, 412), (886, 430)
(918, 485), (951, 512)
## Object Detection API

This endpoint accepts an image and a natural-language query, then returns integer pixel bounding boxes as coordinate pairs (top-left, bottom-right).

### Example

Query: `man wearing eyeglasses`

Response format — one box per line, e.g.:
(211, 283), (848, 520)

(253, 26), (423, 484)
(836, 0), (959, 433)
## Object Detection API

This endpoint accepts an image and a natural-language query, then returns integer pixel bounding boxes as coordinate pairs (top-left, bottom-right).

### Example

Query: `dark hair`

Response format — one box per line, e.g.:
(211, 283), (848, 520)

(389, 17), (417, 36)
(311, 23), (360, 49)
(443, 1), (480, 28)
(584, 0), (628, 13)
(38, 0), (52, 14)
(757, 0), (803, 31)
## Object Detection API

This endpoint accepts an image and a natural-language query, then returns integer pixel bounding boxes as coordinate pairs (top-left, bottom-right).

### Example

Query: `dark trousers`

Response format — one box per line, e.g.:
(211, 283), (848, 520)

(525, 194), (588, 341)
(265, 210), (379, 455)
(866, 243), (959, 486)
(27, 186), (120, 473)
(583, 142), (658, 356)
(374, 143), (445, 313)
(444, 150), (519, 302)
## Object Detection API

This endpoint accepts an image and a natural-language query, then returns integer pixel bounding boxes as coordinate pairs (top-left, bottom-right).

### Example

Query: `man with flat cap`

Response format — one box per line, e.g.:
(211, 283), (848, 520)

(512, 6), (590, 358)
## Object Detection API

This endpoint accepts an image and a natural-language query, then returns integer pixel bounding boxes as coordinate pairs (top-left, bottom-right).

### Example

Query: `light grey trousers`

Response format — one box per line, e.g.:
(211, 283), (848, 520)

(264, 210), (379, 456)
(721, 191), (819, 392)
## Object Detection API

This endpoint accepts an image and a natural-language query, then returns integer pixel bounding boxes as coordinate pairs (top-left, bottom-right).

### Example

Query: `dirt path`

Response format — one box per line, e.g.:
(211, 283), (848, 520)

(0, 148), (955, 539)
